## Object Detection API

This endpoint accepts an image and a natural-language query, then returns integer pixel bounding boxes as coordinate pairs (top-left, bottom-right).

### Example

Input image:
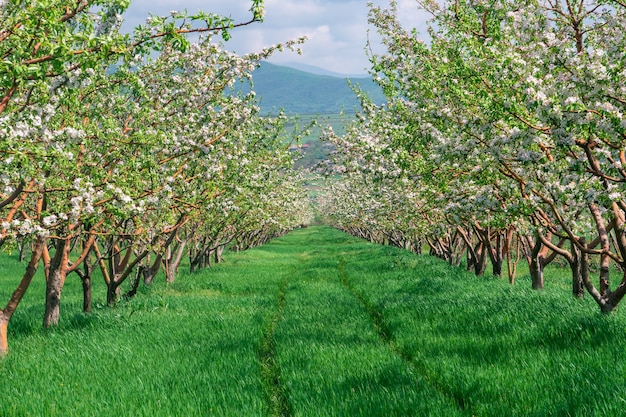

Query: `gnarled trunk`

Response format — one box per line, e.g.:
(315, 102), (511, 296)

(1, 237), (45, 356)
(166, 239), (187, 283)
(107, 250), (151, 305)
(472, 240), (488, 276)
(569, 242), (584, 298)
(107, 277), (121, 306)
(43, 238), (71, 328)
(43, 231), (98, 326)
(75, 248), (96, 313)
(528, 234), (545, 290)
(475, 225), (507, 278)
(579, 204), (626, 313)
(142, 252), (164, 286)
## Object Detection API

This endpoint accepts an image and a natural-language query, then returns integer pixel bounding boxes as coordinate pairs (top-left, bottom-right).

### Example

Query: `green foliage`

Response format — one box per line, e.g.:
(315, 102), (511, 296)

(2, 227), (626, 415)
(287, 114), (345, 170)
(0, 0), (311, 335)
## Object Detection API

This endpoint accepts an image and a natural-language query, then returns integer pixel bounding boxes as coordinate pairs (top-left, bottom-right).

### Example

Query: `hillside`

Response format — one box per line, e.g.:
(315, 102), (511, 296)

(279, 62), (372, 78)
(243, 62), (385, 115)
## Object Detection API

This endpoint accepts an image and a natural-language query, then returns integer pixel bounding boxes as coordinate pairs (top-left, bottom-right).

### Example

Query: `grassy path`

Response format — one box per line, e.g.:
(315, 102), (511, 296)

(338, 257), (468, 412)
(259, 277), (292, 416)
(268, 233), (463, 417)
(2, 226), (626, 416)
(246, 227), (462, 416)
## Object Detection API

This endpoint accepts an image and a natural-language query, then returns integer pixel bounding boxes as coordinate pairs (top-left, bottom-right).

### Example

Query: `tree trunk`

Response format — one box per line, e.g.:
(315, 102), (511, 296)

(214, 245), (224, 264)
(529, 255), (544, 290)
(125, 266), (143, 300)
(141, 253), (152, 284)
(165, 261), (175, 283)
(599, 252), (610, 296)
(0, 237), (45, 356)
(43, 238), (71, 328)
(493, 232), (506, 278)
(106, 243), (134, 306)
(44, 267), (65, 327)
(205, 249), (212, 268)
(189, 253), (197, 273)
(529, 234), (544, 290)
(473, 241), (488, 276)
(190, 239), (211, 272)
(504, 229), (518, 285)
(491, 256), (503, 277)
(82, 273), (92, 313)
(569, 242), (584, 298)
(166, 240), (187, 283)
(0, 316), (8, 357)
(414, 239), (422, 255)
(138, 224), (184, 287)
(163, 246), (172, 282)
(107, 278), (120, 306)
(588, 202), (612, 296)
(475, 226), (506, 278)
(76, 249), (95, 313)
(108, 249), (151, 305)
(142, 252), (164, 286)
(451, 234), (465, 267)
(578, 237), (614, 312)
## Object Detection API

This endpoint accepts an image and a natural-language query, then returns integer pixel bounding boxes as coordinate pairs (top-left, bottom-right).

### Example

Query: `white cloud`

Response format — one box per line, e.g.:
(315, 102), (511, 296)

(265, 0), (325, 20)
(121, 0), (430, 75)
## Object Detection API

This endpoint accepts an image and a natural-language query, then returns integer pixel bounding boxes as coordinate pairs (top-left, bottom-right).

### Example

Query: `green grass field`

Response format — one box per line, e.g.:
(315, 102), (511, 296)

(1, 226), (625, 416)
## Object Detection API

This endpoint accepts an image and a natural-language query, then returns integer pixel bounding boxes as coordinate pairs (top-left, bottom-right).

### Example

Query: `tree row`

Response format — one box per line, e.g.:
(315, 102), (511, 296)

(0, 0), (311, 356)
(319, 0), (626, 314)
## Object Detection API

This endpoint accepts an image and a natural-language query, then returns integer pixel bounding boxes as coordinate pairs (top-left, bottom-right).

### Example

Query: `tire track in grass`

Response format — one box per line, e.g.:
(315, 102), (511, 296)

(337, 258), (470, 415)
(338, 258), (393, 344)
(259, 276), (292, 417)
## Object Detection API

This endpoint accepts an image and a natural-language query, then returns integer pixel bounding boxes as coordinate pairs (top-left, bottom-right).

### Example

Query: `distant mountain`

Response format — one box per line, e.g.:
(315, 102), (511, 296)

(242, 62), (385, 115)
(280, 62), (371, 79)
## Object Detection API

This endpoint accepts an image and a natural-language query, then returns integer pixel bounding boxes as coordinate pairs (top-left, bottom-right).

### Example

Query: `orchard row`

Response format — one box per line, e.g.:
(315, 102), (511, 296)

(0, 1), (311, 355)
(319, 0), (626, 313)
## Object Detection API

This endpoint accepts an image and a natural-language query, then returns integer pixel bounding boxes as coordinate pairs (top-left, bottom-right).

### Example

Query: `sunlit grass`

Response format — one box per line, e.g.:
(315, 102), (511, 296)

(340, 241), (626, 417)
(2, 226), (626, 416)
(2, 284), (268, 416)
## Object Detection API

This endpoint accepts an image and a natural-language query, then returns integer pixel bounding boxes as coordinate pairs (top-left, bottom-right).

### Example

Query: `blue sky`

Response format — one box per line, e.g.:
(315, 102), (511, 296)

(121, 0), (430, 75)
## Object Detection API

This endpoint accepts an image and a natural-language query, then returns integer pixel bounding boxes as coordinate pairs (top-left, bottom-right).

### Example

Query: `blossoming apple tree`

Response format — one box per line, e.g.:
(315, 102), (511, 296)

(0, 0), (310, 356)
(324, 0), (626, 312)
